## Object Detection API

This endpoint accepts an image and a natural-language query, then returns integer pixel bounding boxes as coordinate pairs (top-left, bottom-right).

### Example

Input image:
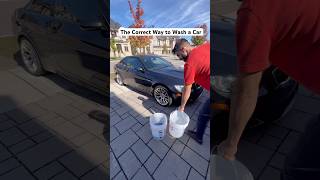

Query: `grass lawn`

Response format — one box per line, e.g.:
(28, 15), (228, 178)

(110, 57), (121, 61)
(0, 36), (18, 59)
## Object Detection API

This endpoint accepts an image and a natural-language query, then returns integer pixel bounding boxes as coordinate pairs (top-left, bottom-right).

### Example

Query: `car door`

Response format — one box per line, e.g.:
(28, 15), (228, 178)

(17, 0), (57, 71)
(115, 57), (132, 84)
(125, 57), (151, 92)
(118, 57), (140, 87)
(47, 0), (108, 93)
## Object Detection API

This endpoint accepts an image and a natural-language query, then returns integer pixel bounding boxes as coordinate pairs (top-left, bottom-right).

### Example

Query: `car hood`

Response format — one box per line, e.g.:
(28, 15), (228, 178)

(212, 20), (238, 76)
(149, 66), (184, 84)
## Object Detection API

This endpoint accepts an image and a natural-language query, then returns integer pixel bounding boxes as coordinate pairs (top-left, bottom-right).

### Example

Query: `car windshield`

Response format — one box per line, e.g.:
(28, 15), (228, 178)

(141, 56), (172, 70)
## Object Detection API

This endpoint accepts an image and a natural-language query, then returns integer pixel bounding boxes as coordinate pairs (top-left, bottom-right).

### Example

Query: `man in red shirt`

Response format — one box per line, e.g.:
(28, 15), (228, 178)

(172, 38), (210, 144)
(218, 0), (320, 179)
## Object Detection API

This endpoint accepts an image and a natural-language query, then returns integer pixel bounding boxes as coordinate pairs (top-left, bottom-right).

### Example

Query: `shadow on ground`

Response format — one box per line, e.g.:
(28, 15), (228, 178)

(14, 51), (108, 107)
(0, 96), (108, 179)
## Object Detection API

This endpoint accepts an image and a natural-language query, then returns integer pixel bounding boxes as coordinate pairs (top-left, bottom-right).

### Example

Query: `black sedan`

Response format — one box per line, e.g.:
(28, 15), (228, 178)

(15, 0), (108, 95)
(114, 55), (203, 106)
(211, 17), (299, 144)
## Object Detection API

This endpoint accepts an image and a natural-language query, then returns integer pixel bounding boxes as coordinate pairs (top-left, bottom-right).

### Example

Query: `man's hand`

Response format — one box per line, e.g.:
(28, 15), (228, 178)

(217, 140), (237, 160)
(179, 84), (192, 112)
(178, 106), (185, 112)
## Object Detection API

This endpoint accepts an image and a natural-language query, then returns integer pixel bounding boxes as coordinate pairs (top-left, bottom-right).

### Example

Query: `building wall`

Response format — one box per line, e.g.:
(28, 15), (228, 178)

(110, 30), (133, 58)
(110, 40), (132, 58)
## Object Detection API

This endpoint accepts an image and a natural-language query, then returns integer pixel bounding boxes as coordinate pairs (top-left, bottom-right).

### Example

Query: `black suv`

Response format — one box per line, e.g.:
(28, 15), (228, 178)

(15, 0), (108, 95)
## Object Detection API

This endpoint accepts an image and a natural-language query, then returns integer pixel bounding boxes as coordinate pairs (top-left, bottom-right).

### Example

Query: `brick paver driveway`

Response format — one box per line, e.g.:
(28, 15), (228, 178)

(0, 57), (108, 179)
(218, 86), (320, 180)
(110, 69), (211, 179)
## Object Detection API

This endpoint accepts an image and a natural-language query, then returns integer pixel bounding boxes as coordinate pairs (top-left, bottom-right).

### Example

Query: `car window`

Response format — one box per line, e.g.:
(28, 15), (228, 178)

(30, 0), (55, 16)
(55, 0), (105, 23)
(142, 56), (172, 70)
(122, 57), (143, 70)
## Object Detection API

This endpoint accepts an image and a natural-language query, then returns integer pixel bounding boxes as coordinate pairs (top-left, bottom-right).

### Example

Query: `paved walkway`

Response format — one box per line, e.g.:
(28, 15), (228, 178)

(110, 81), (210, 180)
(0, 64), (108, 179)
(229, 87), (320, 180)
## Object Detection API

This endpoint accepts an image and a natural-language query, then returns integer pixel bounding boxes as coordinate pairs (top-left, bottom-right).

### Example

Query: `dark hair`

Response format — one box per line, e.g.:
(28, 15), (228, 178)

(172, 38), (189, 54)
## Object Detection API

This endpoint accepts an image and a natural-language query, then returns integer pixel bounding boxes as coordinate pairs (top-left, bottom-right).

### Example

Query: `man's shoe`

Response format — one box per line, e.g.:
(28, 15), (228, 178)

(186, 130), (203, 145)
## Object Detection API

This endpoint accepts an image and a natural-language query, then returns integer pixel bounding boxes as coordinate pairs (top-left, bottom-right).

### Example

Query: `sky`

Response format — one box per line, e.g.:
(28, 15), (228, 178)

(110, 0), (210, 40)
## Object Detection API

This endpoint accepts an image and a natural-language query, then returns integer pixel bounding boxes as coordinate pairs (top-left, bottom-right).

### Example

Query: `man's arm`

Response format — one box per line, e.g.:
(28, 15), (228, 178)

(178, 84), (192, 112)
(218, 71), (262, 160)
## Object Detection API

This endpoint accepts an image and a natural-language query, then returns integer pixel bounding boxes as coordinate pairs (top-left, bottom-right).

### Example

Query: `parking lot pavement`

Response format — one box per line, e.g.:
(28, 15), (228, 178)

(110, 81), (210, 180)
(0, 64), (108, 179)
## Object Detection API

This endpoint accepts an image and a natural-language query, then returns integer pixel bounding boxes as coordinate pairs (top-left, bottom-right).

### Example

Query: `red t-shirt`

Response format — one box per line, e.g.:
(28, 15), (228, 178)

(184, 42), (210, 91)
(237, 0), (320, 94)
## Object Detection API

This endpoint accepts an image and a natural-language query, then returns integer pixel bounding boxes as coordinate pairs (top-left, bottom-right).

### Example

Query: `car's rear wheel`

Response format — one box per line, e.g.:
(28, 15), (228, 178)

(116, 73), (124, 86)
(20, 39), (45, 76)
(153, 85), (173, 106)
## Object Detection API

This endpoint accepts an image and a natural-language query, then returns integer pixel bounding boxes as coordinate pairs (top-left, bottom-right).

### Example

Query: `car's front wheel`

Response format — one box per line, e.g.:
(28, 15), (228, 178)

(153, 85), (173, 106)
(20, 39), (45, 76)
(115, 73), (124, 86)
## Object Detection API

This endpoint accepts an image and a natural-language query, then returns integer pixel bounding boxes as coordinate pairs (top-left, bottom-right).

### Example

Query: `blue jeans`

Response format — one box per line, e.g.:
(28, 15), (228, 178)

(196, 98), (211, 140)
(283, 114), (320, 180)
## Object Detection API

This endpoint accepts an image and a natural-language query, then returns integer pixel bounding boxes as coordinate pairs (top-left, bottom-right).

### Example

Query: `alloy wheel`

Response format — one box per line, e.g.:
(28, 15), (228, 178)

(154, 86), (171, 106)
(116, 73), (124, 85)
(20, 40), (39, 73)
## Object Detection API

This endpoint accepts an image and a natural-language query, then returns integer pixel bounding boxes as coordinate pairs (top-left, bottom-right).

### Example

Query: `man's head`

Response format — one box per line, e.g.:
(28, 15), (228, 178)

(172, 38), (193, 61)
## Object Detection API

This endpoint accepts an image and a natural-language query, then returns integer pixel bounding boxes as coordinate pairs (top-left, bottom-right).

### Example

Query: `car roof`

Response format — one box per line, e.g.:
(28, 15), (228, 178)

(128, 55), (162, 58)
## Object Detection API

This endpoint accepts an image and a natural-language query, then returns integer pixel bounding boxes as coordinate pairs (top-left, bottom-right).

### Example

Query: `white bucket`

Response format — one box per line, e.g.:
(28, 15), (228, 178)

(211, 154), (254, 180)
(169, 110), (190, 138)
(150, 113), (167, 140)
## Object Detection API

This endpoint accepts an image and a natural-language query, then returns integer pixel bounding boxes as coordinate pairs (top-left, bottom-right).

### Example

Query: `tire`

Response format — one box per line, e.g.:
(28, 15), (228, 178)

(19, 39), (45, 76)
(153, 85), (173, 107)
(115, 73), (124, 86)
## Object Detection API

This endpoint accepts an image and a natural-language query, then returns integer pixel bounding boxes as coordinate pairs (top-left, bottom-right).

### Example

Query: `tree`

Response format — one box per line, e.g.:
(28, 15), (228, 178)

(191, 36), (205, 46)
(128, 0), (152, 54)
(110, 38), (117, 57)
(162, 43), (168, 54)
(191, 24), (208, 46)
